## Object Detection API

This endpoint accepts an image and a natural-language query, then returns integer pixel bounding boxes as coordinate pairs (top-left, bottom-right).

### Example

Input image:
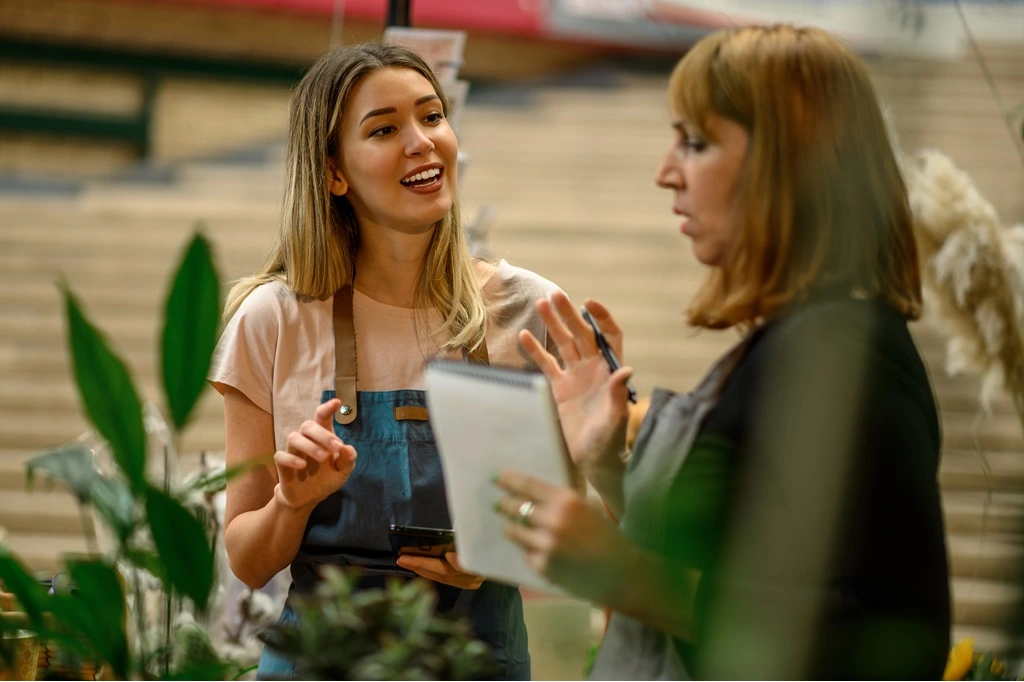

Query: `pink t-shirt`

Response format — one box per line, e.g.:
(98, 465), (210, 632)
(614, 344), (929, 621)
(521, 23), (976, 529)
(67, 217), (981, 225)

(209, 259), (561, 452)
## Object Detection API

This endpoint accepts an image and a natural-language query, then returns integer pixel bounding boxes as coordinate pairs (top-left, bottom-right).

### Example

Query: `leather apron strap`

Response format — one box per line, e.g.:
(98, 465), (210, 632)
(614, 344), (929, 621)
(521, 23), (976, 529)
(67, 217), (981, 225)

(333, 285), (489, 426)
(333, 285), (358, 425)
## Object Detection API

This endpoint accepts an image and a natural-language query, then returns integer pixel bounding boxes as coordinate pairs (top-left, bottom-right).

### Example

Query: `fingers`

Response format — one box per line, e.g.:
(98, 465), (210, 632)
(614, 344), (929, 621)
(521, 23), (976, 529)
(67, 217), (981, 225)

(519, 329), (562, 378)
(291, 415), (346, 462)
(495, 470), (559, 502)
(583, 299), (619, 333)
(503, 518), (553, 554)
(548, 292), (600, 360)
(607, 366), (635, 408)
(535, 296), (581, 363)
(444, 551), (466, 573)
(332, 444), (358, 475)
(396, 554), (485, 589)
(315, 398), (341, 429)
(395, 555), (446, 574)
(274, 449), (307, 471)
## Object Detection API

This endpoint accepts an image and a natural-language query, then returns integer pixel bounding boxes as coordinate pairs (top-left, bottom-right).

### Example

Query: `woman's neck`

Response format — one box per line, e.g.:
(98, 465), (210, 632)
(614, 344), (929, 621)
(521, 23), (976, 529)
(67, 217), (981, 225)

(353, 226), (432, 308)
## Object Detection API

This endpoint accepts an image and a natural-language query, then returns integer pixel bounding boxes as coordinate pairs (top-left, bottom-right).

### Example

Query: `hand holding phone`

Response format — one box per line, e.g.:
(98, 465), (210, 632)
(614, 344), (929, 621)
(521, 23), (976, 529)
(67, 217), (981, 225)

(388, 524), (456, 559)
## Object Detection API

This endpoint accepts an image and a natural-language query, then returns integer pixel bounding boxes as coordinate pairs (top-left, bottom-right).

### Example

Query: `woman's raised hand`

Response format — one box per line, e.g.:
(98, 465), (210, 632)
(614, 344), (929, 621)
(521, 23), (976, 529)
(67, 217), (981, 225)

(274, 398), (358, 512)
(518, 292), (631, 476)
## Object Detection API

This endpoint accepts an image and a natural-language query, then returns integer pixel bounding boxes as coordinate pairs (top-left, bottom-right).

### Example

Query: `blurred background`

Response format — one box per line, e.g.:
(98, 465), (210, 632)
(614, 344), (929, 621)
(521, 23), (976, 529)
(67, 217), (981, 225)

(0, 0), (1022, 678)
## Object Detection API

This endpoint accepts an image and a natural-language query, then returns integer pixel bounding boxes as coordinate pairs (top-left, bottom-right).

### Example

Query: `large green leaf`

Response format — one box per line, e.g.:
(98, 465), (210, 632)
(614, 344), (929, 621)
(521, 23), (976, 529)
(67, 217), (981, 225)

(64, 558), (129, 679)
(145, 486), (214, 611)
(88, 476), (137, 542)
(161, 231), (220, 431)
(25, 444), (136, 542)
(0, 551), (49, 627)
(121, 547), (167, 584)
(25, 443), (97, 502)
(60, 283), (146, 491)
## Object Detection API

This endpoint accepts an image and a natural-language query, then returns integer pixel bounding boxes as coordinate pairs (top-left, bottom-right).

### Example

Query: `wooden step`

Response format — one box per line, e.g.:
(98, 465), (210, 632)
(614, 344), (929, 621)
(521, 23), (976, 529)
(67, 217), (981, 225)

(4, 531), (91, 576)
(941, 450), (1024, 492)
(950, 623), (1024, 658)
(944, 491), (1024, 536)
(951, 577), (1024, 628)
(0, 489), (86, 536)
(948, 534), (1024, 583)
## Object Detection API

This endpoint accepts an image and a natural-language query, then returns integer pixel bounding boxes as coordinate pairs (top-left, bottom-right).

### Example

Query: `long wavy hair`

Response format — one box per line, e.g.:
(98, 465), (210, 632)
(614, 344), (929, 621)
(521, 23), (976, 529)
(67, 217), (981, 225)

(224, 42), (486, 351)
(674, 25), (922, 329)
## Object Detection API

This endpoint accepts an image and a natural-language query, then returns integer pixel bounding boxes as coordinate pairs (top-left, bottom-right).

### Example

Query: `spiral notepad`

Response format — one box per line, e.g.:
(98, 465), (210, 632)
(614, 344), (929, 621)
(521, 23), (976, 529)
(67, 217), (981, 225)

(424, 360), (572, 594)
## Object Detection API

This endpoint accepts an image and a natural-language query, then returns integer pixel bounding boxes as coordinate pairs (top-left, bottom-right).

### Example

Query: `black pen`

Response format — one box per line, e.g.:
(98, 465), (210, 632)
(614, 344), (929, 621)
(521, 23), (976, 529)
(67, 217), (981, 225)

(581, 307), (638, 404)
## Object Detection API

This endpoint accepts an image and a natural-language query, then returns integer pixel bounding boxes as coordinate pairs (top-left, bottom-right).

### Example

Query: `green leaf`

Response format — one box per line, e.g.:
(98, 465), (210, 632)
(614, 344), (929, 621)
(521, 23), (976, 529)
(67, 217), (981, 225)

(161, 231), (220, 431)
(184, 458), (264, 497)
(121, 547), (167, 584)
(25, 443), (97, 501)
(25, 443), (137, 542)
(89, 477), (137, 542)
(0, 551), (48, 627)
(145, 486), (214, 611)
(60, 283), (147, 491)
(64, 558), (129, 679)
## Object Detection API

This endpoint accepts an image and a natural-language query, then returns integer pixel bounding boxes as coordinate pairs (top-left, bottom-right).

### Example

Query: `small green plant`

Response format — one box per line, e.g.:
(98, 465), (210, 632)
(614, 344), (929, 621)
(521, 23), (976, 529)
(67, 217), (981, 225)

(0, 227), (232, 680)
(260, 567), (495, 680)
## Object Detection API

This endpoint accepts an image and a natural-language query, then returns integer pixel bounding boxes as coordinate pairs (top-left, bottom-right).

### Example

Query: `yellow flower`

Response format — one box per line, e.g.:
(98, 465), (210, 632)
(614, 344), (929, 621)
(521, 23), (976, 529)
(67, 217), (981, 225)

(944, 637), (974, 681)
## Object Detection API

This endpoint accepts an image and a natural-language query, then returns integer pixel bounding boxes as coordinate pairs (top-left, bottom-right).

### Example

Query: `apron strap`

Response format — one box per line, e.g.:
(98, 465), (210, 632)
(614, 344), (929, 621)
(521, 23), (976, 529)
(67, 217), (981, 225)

(464, 341), (489, 365)
(333, 285), (358, 425)
(333, 285), (490, 426)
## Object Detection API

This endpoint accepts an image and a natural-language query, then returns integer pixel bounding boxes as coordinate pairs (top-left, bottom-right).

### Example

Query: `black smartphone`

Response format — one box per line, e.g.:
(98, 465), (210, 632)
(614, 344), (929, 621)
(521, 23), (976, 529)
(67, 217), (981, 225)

(388, 524), (456, 559)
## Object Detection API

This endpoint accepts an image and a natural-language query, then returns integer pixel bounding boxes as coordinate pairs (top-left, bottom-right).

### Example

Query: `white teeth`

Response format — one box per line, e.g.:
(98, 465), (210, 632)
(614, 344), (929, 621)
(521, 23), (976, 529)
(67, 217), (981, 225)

(402, 168), (441, 184)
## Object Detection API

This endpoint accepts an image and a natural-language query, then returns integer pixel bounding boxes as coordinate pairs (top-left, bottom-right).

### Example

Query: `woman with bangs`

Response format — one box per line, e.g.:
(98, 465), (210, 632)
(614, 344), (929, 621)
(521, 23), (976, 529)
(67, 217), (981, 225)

(494, 24), (949, 679)
(209, 42), (560, 679)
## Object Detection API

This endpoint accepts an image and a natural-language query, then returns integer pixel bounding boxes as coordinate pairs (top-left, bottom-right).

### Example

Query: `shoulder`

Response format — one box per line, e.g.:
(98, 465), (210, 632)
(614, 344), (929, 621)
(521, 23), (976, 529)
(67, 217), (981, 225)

(769, 296), (905, 344)
(232, 280), (328, 328)
(708, 297), (935, 442)
(479, 259), (560, 312)
(232, 280), (291, 322)
(752, 296), (938, 443)
(755, 297), (922, 382)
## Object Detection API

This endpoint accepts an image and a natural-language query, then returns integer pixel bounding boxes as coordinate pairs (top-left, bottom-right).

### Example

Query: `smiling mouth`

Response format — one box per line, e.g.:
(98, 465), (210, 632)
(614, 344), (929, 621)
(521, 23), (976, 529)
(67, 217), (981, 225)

(401, 167), (443, 188)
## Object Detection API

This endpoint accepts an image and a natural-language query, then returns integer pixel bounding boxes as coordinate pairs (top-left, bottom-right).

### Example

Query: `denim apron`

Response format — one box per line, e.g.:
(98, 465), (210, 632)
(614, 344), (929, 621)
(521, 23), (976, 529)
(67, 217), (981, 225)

(257, 286), (530, 680)
(589, 339), (750, 681)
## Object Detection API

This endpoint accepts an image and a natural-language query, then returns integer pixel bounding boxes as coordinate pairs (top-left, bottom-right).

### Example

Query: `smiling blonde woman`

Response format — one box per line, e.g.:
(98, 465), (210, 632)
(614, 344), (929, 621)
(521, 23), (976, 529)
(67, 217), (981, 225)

(209, 42), (561, 680)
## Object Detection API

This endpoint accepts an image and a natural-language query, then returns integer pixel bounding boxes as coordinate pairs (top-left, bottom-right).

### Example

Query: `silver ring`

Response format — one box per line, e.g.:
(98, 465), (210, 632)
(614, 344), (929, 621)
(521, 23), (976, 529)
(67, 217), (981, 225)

(516, 500), (535, 527)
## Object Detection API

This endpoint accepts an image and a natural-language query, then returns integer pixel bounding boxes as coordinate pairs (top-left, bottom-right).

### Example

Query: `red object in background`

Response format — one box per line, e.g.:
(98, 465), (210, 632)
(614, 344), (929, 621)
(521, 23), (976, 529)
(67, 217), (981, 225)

(145, 0), (547, 36)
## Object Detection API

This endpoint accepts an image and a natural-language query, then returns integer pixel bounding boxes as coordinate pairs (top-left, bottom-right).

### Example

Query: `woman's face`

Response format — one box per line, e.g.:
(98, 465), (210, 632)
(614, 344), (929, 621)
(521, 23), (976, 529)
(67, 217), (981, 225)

(329, 67), (458, 235)
(655, 111), (749, 267)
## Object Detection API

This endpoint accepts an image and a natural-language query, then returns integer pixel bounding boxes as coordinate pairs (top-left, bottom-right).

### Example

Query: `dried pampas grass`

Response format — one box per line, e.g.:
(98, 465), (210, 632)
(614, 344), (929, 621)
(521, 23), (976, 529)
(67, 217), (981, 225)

(903, 149), (1024, 436)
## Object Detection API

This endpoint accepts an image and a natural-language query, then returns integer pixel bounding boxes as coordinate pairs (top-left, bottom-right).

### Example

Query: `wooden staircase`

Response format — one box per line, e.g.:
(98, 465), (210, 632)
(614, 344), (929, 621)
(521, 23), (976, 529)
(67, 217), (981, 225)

(1, 44), (1022, 663)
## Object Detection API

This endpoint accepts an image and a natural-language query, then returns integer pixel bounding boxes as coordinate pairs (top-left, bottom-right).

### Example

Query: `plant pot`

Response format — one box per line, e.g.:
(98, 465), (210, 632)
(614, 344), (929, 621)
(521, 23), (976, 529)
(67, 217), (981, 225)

(0, 629), (41, 681)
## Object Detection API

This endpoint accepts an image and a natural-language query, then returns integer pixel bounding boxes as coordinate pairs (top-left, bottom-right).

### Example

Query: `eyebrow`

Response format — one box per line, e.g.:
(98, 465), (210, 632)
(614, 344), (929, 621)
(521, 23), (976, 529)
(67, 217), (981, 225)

(359, 94), (440, 125)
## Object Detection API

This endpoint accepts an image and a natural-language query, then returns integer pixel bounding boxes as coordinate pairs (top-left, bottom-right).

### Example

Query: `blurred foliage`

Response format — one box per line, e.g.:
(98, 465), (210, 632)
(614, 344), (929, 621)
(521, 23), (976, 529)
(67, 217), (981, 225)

(260, 566), (494, 680)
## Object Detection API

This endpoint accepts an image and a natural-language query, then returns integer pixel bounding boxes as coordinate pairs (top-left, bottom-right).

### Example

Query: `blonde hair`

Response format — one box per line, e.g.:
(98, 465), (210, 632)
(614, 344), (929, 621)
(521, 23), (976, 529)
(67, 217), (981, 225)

(225, 42), (486, 351)
(672, 25), (922, 329)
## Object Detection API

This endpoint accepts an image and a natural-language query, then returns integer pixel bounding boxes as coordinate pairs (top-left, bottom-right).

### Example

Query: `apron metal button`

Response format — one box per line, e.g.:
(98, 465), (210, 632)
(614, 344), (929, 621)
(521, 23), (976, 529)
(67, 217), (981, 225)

(338, 404), (352, 416)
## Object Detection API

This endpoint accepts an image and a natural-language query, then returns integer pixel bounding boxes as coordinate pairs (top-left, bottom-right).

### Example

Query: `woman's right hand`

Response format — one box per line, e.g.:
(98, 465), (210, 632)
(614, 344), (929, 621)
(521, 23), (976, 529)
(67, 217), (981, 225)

(519, 292), (632, 475)
(274, 398), (358, 512)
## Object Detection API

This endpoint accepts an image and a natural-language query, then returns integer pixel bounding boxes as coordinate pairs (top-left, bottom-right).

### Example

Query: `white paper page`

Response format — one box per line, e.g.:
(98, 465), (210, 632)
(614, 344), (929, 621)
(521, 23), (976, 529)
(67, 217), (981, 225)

(425, 362), (571, 595)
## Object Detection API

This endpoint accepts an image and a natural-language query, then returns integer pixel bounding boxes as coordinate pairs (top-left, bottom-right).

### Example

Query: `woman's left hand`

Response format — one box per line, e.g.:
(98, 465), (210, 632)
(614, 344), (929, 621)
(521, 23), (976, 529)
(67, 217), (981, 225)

(396, 551), (485, 590)
(495, 470), (633, 605)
